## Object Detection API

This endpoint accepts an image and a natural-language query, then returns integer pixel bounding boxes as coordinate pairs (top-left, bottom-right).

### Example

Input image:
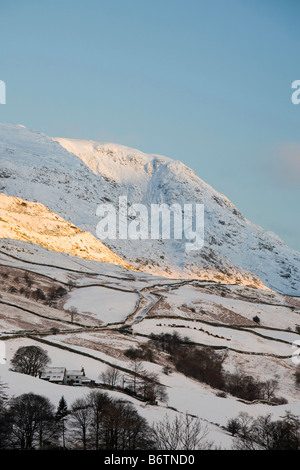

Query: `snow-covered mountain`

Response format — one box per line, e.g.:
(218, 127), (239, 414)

(0, 122), (299, 294)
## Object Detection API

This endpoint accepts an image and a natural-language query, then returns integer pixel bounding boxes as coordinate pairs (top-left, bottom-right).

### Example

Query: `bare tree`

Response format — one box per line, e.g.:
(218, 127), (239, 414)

(140, 372), (168, 403)
(65, 306), (78, 323)
(128, 359), (145, 395)
(226, 417), (241, 436)
(68, 280), (76, 292)
(70, 397), (91, 450)
(234, 412), (254, 440)
(100, 366), (121, 389)
(87, 391), (111, 450)
(8, 393), (57, 449)
(102, 400), (150, 450)
(261, 378), (279, 402)
(151, 413), (212, 450)
(11, 345), (50, 377)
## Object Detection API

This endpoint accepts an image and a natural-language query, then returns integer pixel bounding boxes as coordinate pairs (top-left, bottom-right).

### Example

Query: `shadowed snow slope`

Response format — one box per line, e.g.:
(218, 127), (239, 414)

(0, 123), (299, 294)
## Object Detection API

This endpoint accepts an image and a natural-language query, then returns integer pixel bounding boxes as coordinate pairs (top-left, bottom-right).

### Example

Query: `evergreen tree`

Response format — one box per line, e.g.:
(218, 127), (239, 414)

(56, 396), (68, 449)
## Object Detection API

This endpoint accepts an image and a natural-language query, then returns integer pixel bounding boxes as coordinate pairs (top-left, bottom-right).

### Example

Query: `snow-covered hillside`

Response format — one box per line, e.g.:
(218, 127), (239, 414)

(0, 237), (299, 449)
(0, 123), (299, 294)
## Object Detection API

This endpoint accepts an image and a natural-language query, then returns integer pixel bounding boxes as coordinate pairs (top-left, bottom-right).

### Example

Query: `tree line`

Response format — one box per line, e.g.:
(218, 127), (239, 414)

(226, 411), (300, 450)
(0, 384), (211, 450)
(146, 331), (295, 403)
(0, 384), (298, 450)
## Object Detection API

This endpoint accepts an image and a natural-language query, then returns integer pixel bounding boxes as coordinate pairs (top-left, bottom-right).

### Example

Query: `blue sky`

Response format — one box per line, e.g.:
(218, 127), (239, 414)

(1, 0), (300, 250)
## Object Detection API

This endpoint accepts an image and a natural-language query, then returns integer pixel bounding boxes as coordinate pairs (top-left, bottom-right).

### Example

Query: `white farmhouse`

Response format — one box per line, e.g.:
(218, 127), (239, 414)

(40, 366), (92, 386)
(65, 368), (92, 386)
(40, 367), (66, 384)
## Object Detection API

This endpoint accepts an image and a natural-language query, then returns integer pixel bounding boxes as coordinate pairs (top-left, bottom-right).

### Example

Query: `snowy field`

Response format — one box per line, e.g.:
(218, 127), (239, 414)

(64, 286), (139, 324)
(155, 284), (300, 330)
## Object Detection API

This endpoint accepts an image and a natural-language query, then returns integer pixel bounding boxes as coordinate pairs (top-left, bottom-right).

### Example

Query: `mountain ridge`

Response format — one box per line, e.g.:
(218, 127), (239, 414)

(0, 122), (299, 294)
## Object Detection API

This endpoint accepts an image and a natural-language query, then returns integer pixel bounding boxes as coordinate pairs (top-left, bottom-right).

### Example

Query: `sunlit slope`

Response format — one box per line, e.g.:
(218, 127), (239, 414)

(0, 193), (133, 270)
